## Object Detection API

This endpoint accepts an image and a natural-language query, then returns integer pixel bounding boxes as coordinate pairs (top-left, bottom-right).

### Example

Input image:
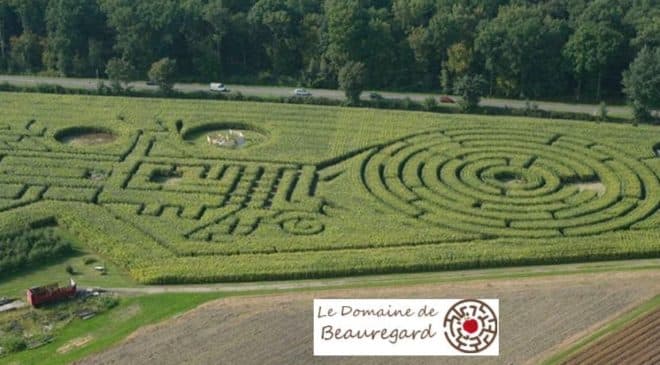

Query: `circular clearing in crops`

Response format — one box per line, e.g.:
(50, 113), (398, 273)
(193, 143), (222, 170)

(55, 127), (117, 146)
(182, 122), (268, 148)
(361, 128), (659, 238)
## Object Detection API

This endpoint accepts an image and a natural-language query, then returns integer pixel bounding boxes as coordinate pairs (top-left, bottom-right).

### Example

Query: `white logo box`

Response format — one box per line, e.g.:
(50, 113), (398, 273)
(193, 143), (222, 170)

(314, 299), (499, 356)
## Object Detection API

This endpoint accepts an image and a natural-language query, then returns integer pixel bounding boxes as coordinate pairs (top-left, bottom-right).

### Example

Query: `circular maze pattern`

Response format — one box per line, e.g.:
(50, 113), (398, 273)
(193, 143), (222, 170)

(361, 128), (659, 238)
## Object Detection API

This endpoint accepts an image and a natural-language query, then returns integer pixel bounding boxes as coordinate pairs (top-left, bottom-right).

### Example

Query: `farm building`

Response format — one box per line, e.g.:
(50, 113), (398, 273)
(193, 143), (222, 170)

(27, 279), (77, 307)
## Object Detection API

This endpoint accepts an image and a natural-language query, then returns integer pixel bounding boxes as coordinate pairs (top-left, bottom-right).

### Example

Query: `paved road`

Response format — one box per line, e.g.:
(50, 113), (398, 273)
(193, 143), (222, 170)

(0, 74), (634, 118)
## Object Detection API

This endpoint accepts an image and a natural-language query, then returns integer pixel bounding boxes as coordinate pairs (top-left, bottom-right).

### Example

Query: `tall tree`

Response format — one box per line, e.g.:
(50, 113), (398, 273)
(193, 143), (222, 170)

(248, 0), (302, 77)
(45, 0), (109, 76)
(198, 0), (230, 79)
(622, 47), (660, 122)
(11, 0), (47, 35)
(625, 0), (660, 50)
(338, 61), (365, 104)
(324, 0), (368, 68)
(100, 0), (183, 74)
(563, 22), (624, 100)
(563, 0), (630, 100)
(475, 3), (567, 98)
(9, 30), (41, 72)
(105, 57), (135, 91)
(436, 40), (474, 94)
(454, 74), (487, 112)
(148, 57), (176, 93)
(0, 1), (16, 66)
(0, 0), (650, 101)
(363, 6), (400, 88)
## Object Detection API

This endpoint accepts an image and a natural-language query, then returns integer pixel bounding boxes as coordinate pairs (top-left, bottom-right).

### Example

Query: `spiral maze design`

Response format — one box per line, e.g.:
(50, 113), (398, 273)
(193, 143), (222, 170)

(361, 128), (659, 238)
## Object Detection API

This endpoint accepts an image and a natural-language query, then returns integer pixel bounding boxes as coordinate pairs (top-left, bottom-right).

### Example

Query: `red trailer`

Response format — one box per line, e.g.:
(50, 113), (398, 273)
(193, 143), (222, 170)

(27, 279), (77, 307)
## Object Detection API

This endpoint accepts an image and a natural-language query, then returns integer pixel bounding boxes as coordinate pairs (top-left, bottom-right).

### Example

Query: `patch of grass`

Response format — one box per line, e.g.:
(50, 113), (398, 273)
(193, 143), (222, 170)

(0, 239), (135, 298)
(0, 292), (228, 365)
(0, 294), (121, 357)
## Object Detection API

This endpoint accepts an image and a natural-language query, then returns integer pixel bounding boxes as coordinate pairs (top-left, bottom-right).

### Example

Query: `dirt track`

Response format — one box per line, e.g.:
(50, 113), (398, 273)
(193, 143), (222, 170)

(77, 270), (659, 365)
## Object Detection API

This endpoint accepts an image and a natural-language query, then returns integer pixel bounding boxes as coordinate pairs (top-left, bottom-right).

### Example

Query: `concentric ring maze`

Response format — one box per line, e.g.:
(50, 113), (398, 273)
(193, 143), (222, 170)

(0, 93), (658, 283)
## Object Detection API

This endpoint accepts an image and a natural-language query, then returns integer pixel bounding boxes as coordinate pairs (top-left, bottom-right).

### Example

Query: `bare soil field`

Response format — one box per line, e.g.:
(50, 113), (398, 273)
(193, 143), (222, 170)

(77, 270), (659, 365)
(561, 307), (660, 365)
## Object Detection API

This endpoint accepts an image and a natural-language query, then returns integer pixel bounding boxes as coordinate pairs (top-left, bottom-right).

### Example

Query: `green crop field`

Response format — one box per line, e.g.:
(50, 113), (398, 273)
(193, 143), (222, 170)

(0, 92), (658, 283)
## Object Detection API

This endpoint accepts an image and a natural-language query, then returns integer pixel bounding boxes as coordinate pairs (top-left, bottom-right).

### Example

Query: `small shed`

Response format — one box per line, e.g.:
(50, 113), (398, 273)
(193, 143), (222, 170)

(27, 279), (77, 307)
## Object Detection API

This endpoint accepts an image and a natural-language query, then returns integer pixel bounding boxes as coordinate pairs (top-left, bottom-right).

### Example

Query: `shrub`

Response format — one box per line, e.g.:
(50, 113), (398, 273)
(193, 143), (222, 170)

(9, 31), (43, 73)
(423, 96), (438, 110)
(453, 74), (487, 111)
(0, 335), (27, 354)
(105, 58), (136, 92)
(100, 295), (119, 310)
(148, 58), (177, 94)
(338, 61), (366, 105)
(599, 101), (608, 122)
(622, 47), (660, 123)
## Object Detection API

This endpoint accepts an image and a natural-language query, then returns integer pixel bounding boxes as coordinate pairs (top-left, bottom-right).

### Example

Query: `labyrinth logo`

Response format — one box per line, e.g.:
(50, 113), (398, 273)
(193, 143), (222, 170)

(314, 299), (499, 356)
(444, 299), (498, 353)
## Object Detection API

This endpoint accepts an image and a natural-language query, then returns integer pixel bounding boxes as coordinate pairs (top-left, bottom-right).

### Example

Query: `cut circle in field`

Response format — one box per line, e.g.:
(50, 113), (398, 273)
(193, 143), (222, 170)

(182, 122), (268, 148)
(55, 127), (117, 146)
(361, 128), (659, 238)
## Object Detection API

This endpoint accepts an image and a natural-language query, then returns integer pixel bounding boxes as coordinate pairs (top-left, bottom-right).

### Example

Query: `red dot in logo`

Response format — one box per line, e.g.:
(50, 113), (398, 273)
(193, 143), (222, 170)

(462, 319), (478, 333)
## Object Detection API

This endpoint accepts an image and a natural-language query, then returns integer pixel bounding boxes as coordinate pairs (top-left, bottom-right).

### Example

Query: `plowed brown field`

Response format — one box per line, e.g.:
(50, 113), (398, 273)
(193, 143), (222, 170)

(77, 270), (659, 365)
(562, 307), (660, 365)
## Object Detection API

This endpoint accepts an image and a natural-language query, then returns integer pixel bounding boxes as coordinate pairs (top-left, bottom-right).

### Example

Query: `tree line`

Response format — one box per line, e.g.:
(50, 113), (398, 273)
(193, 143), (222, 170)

(0, 227), (72, 275)
(0, 0), (658, 105)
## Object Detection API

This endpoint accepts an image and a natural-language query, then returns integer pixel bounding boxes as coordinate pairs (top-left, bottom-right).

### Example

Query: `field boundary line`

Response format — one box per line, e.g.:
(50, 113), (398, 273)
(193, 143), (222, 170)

(104, 259), (660, 295)
(540, 294), (660, 365)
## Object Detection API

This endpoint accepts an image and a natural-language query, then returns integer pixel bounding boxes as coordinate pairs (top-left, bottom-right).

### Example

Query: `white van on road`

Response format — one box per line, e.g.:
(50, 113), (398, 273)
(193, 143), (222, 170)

(209, 83), (230, 92)
(293, 88), (311, 97)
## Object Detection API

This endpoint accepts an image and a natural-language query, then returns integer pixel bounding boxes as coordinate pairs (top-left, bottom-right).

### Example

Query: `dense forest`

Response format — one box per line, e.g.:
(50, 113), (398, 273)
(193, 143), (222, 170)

(0, 0), (658, 100)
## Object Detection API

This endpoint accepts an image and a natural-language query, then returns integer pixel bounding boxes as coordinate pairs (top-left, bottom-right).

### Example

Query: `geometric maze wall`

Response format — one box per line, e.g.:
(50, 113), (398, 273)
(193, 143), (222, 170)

(1, 120), (658, 246)
(0, 108), (659, 282)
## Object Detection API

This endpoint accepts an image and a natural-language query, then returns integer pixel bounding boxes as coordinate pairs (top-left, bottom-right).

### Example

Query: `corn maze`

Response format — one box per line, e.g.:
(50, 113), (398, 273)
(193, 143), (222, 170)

(362, 128), (658, 238)
(0, 92), (658, 283)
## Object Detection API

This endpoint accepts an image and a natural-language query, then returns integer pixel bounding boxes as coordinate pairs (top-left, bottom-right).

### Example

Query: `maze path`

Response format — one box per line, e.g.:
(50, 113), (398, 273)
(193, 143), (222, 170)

(0, 122), (326, 244)
(0, 121), (658, 246)
(361, 128), (659, 237)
